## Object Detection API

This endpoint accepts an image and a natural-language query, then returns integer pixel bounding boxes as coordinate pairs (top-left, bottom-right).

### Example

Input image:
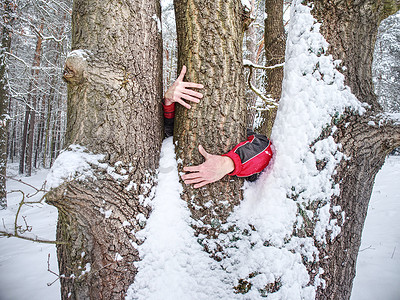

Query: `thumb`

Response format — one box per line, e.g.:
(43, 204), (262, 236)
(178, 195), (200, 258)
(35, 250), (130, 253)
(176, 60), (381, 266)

(198, 144), (209, 159)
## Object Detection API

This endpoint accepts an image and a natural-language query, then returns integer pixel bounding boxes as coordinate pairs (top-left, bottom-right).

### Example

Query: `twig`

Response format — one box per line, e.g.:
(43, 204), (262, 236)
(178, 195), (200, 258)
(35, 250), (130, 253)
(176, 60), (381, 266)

(47, 254), (74, 286)
(359, 245), (374, 252)
(0, 174), (44, 193)
(0, 179), (66, 245)
(5, 52), (31, 69)
(244, 61), (280, 108)
(391, 246), (396, 259)
(0, 230), (67, 244)
(244, 59), (285, 70)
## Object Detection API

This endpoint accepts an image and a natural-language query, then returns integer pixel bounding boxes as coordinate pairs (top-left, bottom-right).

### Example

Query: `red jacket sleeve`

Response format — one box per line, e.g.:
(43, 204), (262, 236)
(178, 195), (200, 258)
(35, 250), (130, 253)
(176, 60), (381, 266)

(162, 99), (175, 137)
(222, 130), (273, 178)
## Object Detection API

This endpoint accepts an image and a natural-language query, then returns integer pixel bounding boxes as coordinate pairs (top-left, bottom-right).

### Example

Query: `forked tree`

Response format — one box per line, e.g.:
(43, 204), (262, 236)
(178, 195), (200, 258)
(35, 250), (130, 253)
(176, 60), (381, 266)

(173, 0), (400, 299)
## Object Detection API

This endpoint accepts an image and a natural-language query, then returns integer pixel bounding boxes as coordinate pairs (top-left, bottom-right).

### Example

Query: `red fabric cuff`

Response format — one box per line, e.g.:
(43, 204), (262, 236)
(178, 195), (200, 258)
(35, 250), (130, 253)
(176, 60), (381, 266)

(162, 99), (175, 119)
(222, 150), (242, 176)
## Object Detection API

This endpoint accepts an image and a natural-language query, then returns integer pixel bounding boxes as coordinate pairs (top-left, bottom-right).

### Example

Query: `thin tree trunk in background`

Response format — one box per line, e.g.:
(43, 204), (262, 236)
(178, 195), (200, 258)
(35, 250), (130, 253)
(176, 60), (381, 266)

(50, 110), (61, 167)
(0, 0), (15, 209)
(174, 0), (247, 242)
(25, 23), (44, 176)
(43, 93), (52, 168)
(45, 0), (163, 298)
(245, 0), (258, 128)
(34, 110), (44, 168)
(19, 105), (30, 174)
(257, 0), (285, 137)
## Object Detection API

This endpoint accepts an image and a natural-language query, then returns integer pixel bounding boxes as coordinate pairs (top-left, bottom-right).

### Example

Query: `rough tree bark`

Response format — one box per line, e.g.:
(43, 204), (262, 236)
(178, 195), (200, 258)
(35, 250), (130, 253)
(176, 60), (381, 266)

(45, 0), (163, 299)
(299, 1), (400, 299)
(173, 0), (247, 241)
(0, 0), (15, 208)
(257, 0), (285, 137)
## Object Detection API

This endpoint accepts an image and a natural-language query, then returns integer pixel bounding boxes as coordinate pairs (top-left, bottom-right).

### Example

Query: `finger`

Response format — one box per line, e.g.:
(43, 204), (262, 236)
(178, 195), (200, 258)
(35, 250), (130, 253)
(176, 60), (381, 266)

(184, 177), (206, 185)
(183, 165), (201, 172)
(182, 172), (203, 180)
(177, 65), (187, 81)
(180, 94), (201, 104)
(176, 99), (191, 109)
(193, 181), (211, 189)
(182, 82), (204, 89)
(181, 89), (203, 99)
(198, 145), (209, 159)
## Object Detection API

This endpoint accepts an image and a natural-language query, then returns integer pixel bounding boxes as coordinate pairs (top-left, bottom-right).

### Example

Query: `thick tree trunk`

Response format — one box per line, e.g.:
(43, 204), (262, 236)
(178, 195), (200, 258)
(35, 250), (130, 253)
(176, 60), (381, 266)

(297, 1), (400, 299)
(173, 0), (247, 241)
(257, 0), (285, 137)
(45, 0), (163, 299)
(0, 0), (14, 209)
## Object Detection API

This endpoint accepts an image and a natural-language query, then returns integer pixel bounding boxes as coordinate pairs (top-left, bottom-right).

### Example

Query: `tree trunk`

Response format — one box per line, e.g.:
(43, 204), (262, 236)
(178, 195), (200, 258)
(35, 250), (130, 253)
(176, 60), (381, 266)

(0, 0), (15, 209)
(45, 0), (163, 299)
(244, 0), (258, 128)
(257, 0), (285, 137)
(173, 0), (247, 242)
(19, 105), (30, 174)
(298, 1), (400, 299)
(25, 23), (44, 176)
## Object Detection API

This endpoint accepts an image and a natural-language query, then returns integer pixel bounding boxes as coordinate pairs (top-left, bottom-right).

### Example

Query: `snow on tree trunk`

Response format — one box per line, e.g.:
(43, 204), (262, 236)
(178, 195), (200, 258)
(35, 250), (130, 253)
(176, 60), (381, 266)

(173, 0), (247, 240)
(305, 1), (400, 298)
(45, 0), (163, 299)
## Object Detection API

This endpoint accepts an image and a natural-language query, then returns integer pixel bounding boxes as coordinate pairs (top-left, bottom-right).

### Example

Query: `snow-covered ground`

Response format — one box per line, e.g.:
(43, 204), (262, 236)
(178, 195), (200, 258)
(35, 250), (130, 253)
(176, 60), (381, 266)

(0, 154), (399, 300)
(0, 165), (60, 300)
(351, 155), (400, 300)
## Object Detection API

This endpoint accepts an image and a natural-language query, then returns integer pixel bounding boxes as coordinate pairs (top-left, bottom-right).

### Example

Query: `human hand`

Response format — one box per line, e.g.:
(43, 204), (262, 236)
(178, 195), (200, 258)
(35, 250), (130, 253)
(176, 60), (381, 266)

(182, 145), (235, 188)
(164, 65), (204, 109)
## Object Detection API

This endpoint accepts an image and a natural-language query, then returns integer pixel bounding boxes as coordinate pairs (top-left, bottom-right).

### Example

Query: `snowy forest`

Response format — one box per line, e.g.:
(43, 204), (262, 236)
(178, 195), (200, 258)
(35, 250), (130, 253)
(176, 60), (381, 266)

(1, 0), (400, 299)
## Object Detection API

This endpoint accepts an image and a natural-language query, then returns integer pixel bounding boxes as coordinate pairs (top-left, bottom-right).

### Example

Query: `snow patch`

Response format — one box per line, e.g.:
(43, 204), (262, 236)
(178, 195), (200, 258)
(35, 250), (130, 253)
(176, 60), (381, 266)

(46, 145), (105, 189)
(67, 49), (90, 60)
(151, 14), (162, 33)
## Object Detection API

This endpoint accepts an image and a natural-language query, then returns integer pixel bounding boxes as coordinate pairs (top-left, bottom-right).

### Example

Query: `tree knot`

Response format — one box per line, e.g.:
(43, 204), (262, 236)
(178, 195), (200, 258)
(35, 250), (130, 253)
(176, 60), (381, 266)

(63, 50), (89, 86)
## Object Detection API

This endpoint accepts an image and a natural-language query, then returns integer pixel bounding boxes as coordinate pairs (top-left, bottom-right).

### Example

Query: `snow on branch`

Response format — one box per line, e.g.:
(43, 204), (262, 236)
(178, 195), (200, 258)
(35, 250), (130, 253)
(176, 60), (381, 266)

(243, 59), (284, 109)
(243, 59), (285, 70)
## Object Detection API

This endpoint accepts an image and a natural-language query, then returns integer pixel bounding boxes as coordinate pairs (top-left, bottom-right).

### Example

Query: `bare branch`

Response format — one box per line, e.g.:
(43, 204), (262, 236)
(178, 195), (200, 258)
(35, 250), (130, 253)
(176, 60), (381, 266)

(0, 177), (65, 245)
(5, 52), (31, 69)
(0, 229), (67, 245)
(0, 174), (43, 193)
(244, 60), (281, 109)
(244, 59), (285, 70)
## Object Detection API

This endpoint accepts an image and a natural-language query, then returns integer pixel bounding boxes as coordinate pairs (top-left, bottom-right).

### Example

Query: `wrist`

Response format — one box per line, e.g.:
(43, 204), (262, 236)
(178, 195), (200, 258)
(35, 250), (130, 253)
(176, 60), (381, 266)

(163, 95), (174, 106)
(222, 156), (235, 175)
